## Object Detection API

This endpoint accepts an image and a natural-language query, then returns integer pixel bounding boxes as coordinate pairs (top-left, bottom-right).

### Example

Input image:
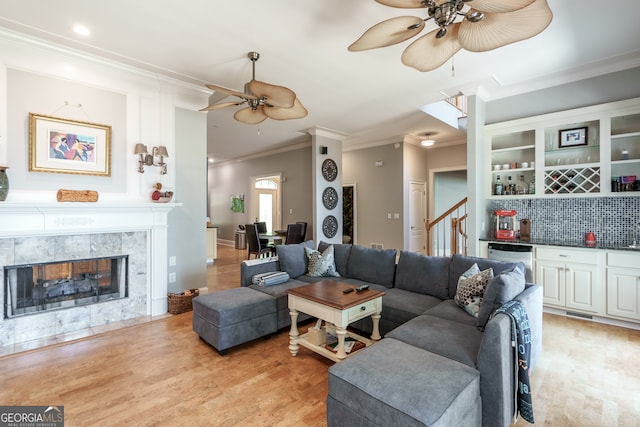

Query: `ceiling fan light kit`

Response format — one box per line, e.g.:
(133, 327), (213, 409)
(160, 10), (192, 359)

(350, 0), (553, 72)
(201, 51), (308, 124)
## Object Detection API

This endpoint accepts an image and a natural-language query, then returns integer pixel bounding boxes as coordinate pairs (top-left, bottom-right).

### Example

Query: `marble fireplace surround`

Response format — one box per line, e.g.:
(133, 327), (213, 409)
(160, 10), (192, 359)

(0, 202), (175, 349)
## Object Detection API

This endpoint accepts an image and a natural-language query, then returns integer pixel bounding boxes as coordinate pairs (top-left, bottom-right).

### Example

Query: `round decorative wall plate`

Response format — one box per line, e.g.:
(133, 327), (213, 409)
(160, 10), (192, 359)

(322, 186), (338, 210)
(321, 158), (338, 182)
(322, 215), (338, 238)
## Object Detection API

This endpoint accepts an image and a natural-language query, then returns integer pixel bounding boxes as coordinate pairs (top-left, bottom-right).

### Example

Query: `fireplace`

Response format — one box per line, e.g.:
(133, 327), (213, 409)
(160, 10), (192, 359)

(0, 202), (175, 352)
(4, 256), (128, 318)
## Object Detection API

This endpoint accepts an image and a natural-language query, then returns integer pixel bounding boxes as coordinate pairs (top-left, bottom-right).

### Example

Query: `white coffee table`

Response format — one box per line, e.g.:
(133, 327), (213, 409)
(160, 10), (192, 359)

(287, 280), (384, 362)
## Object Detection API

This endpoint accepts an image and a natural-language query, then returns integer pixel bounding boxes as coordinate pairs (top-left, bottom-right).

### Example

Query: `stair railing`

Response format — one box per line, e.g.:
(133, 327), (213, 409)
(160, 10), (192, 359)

(425, 197), (468, 256)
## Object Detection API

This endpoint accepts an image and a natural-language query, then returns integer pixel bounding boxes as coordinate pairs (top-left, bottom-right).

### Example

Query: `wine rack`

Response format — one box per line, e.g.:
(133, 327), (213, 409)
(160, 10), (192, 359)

(544, 167), (600, 194)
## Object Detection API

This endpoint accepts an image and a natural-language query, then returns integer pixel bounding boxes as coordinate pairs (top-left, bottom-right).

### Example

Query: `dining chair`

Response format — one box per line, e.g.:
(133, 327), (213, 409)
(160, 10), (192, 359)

(296, 221), (307, 242)
(284, 223), (304, 244)
(245, 223), (275, 259)
(255, 221), (269, 246)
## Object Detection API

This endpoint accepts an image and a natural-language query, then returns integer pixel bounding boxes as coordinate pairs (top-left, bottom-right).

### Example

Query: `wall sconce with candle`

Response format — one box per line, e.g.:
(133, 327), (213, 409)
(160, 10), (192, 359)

(134, 144), (169, 174)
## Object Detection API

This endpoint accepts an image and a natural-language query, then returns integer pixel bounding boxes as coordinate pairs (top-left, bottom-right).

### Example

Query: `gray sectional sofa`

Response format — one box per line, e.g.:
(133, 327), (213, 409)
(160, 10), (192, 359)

(235, 240), (542, 427)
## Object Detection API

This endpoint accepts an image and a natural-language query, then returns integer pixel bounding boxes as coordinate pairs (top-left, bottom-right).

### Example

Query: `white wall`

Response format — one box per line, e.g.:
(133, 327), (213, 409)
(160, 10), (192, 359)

(0, 29), (208, 203)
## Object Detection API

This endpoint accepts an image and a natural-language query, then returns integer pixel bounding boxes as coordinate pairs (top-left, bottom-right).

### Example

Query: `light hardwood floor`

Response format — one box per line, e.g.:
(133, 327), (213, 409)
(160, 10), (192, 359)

(1, 245), (639, 426)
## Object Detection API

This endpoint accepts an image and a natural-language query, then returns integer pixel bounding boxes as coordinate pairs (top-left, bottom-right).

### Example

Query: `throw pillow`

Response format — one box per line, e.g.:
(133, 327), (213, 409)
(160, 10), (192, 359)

(454, 264), (494, 317)
(305, 245), (340, 277)
(476, 266), (526, 329)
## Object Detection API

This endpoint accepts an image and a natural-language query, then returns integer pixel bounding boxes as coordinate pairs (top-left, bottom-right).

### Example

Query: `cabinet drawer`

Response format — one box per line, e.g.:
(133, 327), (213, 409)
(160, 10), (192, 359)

(607, 251), (640, 269)
(536, 247), (600, 264)
(346, 299), (379, 322)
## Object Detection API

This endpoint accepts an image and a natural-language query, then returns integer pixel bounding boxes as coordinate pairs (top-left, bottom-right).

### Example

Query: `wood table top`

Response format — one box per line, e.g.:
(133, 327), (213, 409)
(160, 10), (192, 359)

(287, 280), (385, 310)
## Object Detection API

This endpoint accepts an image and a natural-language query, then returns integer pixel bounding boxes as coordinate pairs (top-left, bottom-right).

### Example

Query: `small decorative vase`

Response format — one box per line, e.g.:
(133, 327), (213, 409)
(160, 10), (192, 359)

(0, 166), (8, 201)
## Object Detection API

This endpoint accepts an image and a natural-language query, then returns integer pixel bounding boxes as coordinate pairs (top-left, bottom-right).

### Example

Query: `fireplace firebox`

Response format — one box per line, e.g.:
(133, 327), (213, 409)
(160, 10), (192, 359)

(4, 256), (128, 318)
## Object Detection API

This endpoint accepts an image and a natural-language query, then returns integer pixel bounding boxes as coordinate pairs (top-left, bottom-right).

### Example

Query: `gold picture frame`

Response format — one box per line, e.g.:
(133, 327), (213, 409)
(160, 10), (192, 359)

(29, 113), (112, 176)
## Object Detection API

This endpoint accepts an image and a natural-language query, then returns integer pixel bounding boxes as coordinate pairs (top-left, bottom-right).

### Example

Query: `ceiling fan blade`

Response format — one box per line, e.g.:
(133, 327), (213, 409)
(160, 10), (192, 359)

(248, 80), (296, 109)
(234, 106), (268, 125)
(401, 24), (462, 72)
(375, 0), (427, 8)
(467, 0), (536, 13)
(264, 98), (308, 121)
(205, 83), (257, 100)
(459, 0), (552, 52)
(199, 101), (245, 112)
(348, 16), (425, 51)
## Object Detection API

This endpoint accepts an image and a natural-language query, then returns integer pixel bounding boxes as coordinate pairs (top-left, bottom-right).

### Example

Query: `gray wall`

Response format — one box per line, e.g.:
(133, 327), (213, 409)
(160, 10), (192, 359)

(486, 67), (640, 124)
(208, 145), (313, 243)
(168, 108), (207, 292)
(434, 170), (468, 217)
(343, 143), (404, 251)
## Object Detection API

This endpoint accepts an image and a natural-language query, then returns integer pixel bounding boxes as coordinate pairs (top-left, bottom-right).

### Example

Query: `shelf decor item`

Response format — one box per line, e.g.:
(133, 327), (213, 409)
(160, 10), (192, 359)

(0, 166), (8, 201)
(28, 113), (112, 176)
(57, 189), (98, 202)
(559, 127), (588, 148)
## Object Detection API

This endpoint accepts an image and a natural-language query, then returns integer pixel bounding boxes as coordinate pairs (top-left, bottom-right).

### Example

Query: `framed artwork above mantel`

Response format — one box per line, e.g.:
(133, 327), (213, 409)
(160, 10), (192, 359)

(28, 113), (112, 176)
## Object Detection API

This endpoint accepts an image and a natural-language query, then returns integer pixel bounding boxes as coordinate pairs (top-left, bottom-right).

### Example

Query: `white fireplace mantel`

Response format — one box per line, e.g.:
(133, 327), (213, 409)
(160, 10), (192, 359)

(0, 201), (178, 316)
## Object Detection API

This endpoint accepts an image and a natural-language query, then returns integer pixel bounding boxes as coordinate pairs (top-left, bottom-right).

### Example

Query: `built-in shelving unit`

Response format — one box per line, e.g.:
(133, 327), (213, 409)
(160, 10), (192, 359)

(485, 98), (640, 199)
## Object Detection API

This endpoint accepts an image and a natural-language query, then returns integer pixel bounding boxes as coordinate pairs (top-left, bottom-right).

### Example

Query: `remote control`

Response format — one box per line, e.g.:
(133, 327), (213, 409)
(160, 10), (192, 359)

(343, 288), (354, 294)
(356, 285), (369, 292)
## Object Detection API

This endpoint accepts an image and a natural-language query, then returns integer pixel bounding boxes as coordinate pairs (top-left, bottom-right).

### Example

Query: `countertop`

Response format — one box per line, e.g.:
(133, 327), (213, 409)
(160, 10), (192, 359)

(480, 238), (640, 252)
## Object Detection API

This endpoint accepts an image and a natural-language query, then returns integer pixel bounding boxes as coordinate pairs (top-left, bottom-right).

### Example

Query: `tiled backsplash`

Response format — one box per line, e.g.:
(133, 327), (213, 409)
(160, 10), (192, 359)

(489, 197), (640, 247)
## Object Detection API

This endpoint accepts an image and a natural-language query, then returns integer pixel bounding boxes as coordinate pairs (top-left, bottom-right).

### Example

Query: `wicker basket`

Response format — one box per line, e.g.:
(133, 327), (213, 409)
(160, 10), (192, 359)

(167, 289), (199, 314)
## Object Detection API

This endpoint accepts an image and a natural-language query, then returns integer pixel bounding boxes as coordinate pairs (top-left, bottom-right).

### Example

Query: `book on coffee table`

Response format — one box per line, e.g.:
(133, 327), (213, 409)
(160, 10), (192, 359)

(325, 335), (366, 354)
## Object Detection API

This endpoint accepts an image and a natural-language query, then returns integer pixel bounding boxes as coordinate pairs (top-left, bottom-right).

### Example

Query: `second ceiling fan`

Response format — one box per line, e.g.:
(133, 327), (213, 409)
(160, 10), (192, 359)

(201, 51), (308, 125)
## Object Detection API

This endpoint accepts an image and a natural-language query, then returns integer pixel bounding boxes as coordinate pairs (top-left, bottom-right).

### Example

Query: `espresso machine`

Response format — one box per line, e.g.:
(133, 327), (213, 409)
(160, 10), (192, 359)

(495, 209), (517, 241)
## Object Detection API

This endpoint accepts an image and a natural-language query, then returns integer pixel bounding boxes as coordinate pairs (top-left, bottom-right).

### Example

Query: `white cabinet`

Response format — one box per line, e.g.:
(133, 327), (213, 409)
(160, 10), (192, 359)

(206, 227), (217, 262)
(535, 247), (605, 315)
(606, 251), (640, 321)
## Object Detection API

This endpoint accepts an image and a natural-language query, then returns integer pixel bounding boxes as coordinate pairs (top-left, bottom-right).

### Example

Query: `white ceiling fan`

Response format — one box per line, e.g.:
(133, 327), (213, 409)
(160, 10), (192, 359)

(201, 51), (308, 124)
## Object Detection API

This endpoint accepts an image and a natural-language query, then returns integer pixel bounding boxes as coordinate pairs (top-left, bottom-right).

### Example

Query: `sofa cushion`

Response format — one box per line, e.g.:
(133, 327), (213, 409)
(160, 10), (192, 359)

(424, 299), (477, 327)
(249, 278), (310, 312)
(454, 264), (493, 317)
(347, 245), (397, 287)
(476, 265), (526, 329)
(386, 314), (484, 367)
(394, 251), (450, 299)
(275, 240), (314, 278)
(305, 245), (340, 277)
(448, 254), (525, 299)
(318, 241), (352, 277)
(379, 288), (443, 325)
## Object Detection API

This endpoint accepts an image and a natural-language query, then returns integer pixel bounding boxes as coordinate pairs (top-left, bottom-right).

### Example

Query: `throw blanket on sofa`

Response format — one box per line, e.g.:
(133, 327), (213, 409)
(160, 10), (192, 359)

(251, 271), (290, 287)
(495, 300), (534, 424)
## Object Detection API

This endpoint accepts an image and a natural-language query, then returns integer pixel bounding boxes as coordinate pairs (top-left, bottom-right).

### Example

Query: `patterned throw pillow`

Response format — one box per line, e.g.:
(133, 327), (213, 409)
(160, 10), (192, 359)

(454, 263), (494, 317)
(305, 245), (340, 277)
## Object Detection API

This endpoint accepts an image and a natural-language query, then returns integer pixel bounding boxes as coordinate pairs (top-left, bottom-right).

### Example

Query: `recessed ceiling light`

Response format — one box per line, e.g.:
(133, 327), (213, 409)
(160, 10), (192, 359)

(73, 25), (91, 36)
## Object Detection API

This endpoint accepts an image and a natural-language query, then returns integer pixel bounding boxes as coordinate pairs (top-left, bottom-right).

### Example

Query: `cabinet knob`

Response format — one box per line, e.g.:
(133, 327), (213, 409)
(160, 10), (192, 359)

(361, 306), (366, 311)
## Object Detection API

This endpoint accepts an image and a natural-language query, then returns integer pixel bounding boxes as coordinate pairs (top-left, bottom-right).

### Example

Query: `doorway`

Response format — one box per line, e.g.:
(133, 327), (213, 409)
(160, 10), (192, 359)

(343, 183), (357, 244)
(251, 174), (282, 233)
(409, 180), (426, 253)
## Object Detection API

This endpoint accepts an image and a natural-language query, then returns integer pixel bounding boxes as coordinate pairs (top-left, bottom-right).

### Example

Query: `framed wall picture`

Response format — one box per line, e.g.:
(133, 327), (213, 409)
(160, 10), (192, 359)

(558, 127), (588, 148)
(28, 113), (112, 176)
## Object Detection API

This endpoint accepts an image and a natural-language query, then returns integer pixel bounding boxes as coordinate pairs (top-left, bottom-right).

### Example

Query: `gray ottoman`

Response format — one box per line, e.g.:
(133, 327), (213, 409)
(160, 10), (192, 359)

(327, 338), (481, 427)
(192, 287), (277, 355)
